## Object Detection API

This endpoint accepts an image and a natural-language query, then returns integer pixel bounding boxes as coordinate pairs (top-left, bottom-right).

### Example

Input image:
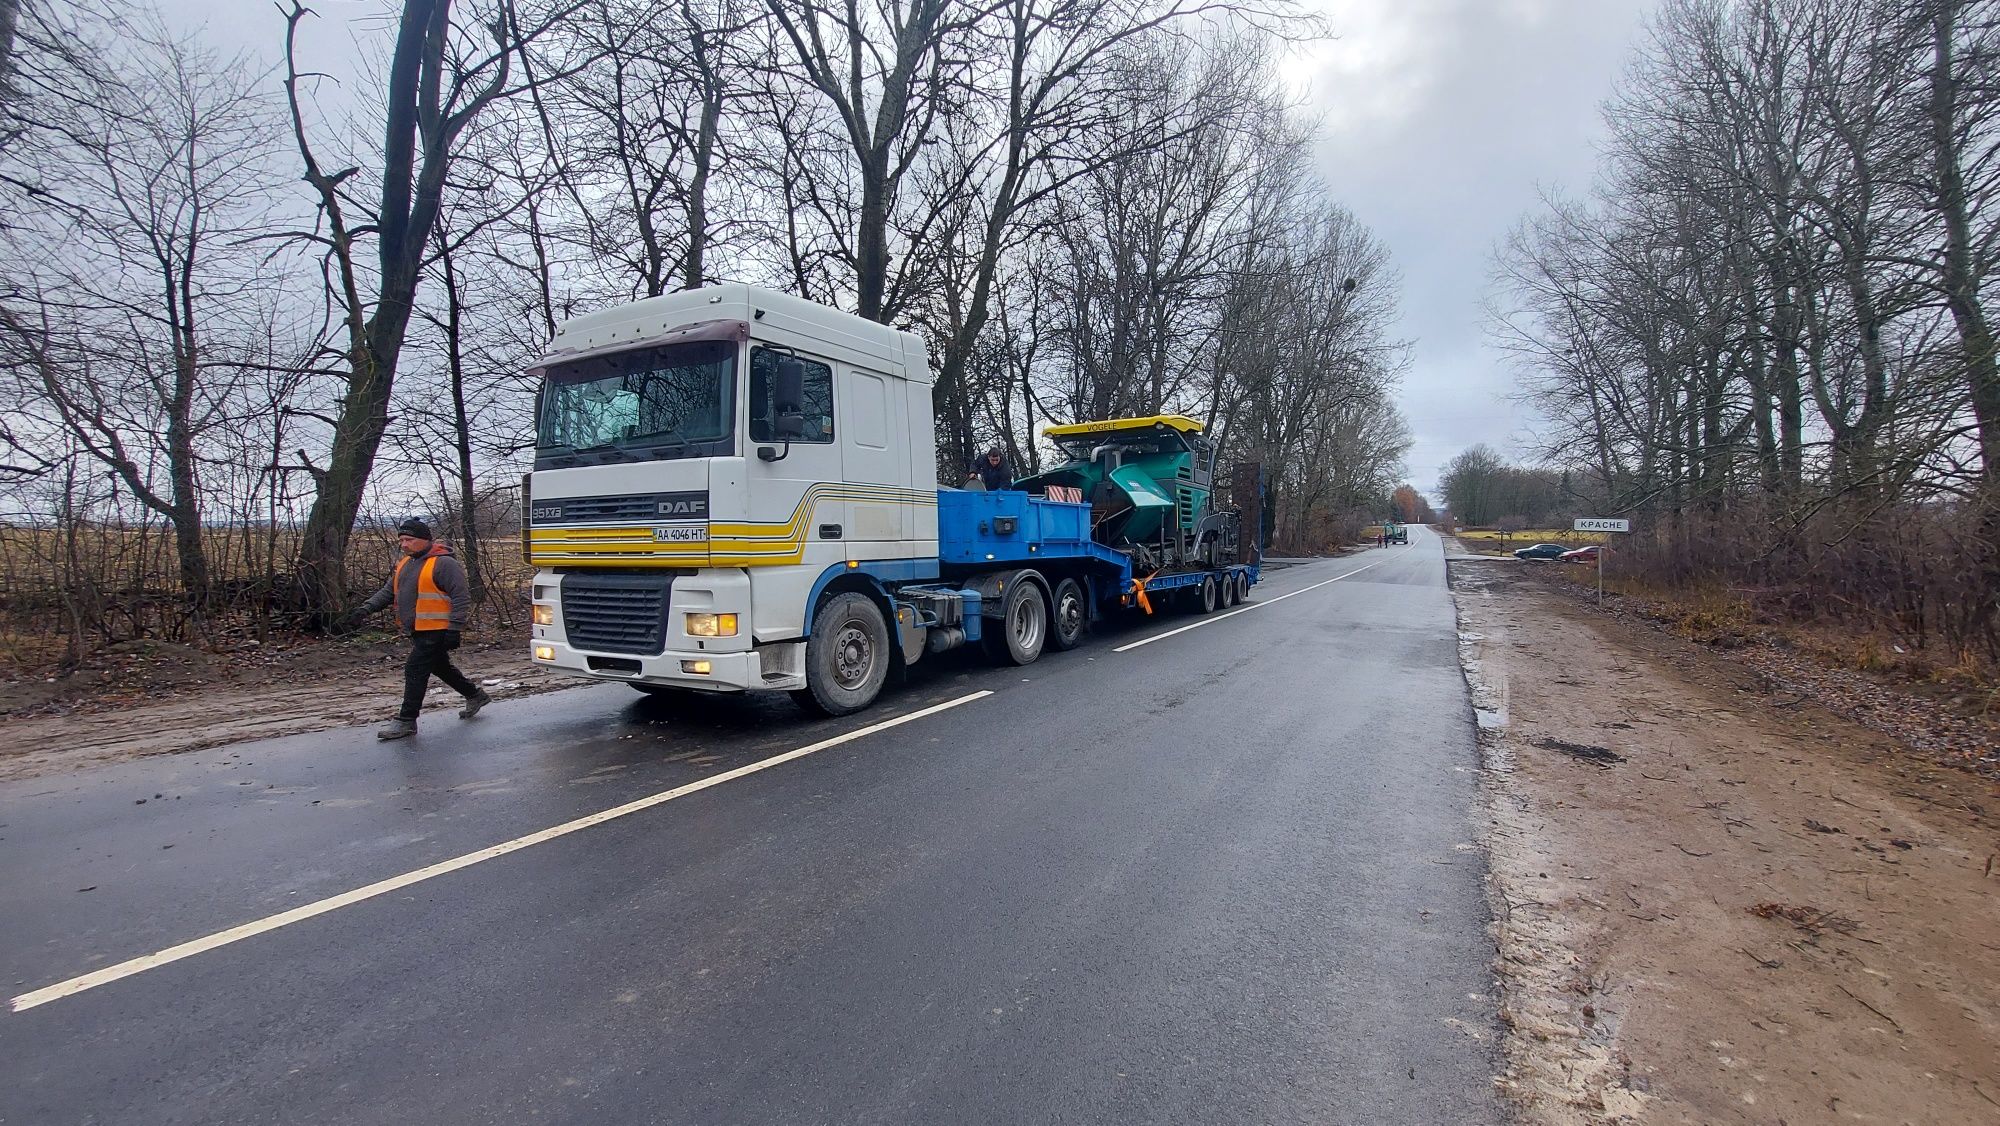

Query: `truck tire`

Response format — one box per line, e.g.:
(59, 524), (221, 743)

(1235, 572), (1251, 603)
(983, 579), (1047, 666)
(1048, 577), (1087, 651)
(792, 592), (891, 716)
(1197, 574), (1219, 614)
(1220, 572), (1239, 607)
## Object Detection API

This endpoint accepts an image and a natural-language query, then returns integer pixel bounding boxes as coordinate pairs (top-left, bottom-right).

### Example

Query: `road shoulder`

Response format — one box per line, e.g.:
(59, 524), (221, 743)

(1451, 559), (2000, 1125)
(0, 635), (569, 783)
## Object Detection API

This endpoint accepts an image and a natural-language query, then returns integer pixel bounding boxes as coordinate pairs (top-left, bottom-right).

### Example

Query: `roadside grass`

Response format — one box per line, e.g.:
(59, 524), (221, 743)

(1, 526), (535, 678)
(1453, 528), (1606, 556)
(1540, 564), (1999, 707)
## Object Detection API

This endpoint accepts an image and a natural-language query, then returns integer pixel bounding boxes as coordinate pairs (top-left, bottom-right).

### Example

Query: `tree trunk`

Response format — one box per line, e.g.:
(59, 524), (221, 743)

(1929, 1), (2000, 480)
(441, 242), (485, 604)
(682, 41), (723, 290)
(0, 0), (20, 107)
(291, 0), (506, 614)
(854, 151), (890, 321)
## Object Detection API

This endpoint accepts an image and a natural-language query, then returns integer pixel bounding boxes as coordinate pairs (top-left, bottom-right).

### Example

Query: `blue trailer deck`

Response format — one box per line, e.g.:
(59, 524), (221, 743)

(933, 489), (1258, 616)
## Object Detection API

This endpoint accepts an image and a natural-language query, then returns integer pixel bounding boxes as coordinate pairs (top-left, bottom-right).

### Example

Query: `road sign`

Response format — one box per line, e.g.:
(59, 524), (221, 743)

(1571, 518), (1630, 606)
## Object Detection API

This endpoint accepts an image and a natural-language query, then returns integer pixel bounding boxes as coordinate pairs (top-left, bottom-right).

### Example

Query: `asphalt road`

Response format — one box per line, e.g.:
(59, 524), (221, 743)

(0, 527), (1499, 1125)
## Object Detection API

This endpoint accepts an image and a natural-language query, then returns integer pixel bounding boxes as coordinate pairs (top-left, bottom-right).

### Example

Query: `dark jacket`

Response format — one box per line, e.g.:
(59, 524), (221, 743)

(362, 543), (471, 633)
(971, 456), (1012, 491)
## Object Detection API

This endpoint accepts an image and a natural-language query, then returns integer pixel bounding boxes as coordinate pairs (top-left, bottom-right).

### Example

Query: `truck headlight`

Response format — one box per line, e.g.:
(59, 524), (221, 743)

(532, 604), (555, 626)
(685, 612), (738, 637)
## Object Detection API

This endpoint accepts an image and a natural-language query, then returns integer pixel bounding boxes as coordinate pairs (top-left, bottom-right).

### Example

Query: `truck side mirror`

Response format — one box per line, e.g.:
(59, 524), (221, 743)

(774, 356), (807, 439)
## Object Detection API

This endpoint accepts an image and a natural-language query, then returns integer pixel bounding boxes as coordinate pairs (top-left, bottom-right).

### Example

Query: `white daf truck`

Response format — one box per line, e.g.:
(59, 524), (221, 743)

(524, 283), (1260, 715)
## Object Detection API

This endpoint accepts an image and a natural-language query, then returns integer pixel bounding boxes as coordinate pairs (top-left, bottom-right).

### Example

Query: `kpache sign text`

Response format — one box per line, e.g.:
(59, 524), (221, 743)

(1574, 518), (1631, 533)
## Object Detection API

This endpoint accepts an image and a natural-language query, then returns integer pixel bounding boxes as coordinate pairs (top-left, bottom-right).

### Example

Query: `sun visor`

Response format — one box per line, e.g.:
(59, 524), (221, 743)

(527, 318), (751, 377)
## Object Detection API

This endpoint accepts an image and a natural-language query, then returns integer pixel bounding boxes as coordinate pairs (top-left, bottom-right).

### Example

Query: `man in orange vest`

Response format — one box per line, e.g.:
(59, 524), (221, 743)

(351, 517), (489, 741)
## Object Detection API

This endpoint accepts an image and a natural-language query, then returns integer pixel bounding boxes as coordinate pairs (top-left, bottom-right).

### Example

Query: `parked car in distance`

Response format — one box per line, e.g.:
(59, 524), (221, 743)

(1513, 543), (1569, 560)
(1561, 545), (1600, 564)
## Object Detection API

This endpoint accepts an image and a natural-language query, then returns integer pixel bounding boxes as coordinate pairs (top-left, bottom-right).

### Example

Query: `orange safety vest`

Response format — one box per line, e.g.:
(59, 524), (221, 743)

(392, 552), (454, 631)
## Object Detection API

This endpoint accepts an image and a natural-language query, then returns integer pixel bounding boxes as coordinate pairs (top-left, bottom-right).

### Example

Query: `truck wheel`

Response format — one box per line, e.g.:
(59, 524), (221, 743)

(792, 592), (890, 716)
(1220, 573), (1238, 608)
(1197, 575), (1219, 614)
(983, 579), (1047, 666)
(1048, 577), (1087, 651)
(1235, 572), (1251, 603)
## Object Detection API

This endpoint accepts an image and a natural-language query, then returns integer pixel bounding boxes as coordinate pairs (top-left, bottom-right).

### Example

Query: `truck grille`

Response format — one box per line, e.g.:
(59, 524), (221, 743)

(561, 572), (675, 655)
(552, 495), (661, 522)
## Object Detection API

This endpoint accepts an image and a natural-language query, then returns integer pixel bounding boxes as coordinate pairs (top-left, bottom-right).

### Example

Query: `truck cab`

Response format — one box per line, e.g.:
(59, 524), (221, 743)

(527, 285), (935, 699)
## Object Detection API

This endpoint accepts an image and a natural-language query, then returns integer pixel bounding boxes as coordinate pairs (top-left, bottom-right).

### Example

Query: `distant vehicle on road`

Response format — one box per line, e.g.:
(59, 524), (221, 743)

(1513, 543), (1569, 561)
(1383, 521), (1408, 545)
(1561, 546), (1600, 564)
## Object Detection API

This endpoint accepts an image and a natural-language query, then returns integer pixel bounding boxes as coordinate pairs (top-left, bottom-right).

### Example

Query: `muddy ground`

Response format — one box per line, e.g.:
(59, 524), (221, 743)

(0, 626), (567, 782)
(1452, 554), (2000, 1125)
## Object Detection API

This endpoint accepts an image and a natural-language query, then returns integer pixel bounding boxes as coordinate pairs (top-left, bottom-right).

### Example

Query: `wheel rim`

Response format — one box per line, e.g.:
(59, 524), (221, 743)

(1057, 591), (1082, 639)
(833, 619), (873, 689)
(1012, 592), (1044, 651)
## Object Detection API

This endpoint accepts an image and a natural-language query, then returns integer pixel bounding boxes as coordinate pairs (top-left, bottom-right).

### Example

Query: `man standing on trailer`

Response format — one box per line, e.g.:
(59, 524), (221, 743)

(969, 446), (1013, 491)
(347, 517), (490, 741)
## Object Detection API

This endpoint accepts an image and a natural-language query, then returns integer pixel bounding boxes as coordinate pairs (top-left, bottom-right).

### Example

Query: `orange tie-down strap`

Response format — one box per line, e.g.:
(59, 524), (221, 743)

(1128, 572), (1158, 615)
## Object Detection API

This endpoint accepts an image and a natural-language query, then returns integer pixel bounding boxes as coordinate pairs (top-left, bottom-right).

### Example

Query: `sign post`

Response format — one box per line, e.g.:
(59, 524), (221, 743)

(1573, 518), (1632, 607)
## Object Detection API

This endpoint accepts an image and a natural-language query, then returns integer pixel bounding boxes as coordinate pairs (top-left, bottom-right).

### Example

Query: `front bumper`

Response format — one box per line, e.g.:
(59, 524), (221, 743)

(530, 638), (805, 692)
(530, 567), (805, 692)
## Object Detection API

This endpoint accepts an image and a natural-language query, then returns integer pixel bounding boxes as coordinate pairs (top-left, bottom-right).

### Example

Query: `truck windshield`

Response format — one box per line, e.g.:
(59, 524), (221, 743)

(536, 339), (735, 465)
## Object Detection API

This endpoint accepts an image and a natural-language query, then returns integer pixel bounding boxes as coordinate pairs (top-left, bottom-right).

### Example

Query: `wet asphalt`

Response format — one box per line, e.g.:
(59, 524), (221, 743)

(0, 527), (1499, 1125)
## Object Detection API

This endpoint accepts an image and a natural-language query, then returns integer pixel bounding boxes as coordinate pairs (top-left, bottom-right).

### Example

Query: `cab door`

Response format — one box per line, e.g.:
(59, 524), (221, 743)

(841, 365), (906, 552)
(739, 345), (842, 567)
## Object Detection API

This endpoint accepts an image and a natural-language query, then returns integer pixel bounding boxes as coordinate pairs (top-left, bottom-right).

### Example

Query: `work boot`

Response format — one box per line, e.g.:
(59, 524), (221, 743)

(458, 691), (491, 720)
(376, 718), (417, 741)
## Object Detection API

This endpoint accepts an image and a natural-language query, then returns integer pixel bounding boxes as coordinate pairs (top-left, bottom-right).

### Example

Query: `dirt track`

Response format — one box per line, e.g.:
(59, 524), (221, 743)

(0, 633), (566, 782)
(1453, 557), (2000, 1125)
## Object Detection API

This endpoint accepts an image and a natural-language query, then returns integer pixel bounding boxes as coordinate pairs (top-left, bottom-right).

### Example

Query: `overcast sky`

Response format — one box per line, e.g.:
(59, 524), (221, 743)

(1292, 0), (1657, 496)
(173, 0), (1656, 499)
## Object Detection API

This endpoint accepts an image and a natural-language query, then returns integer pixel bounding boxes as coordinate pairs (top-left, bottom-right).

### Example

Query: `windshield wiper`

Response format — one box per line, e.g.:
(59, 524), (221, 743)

(633, 434), (696, 454)
(537, 440), (624, 467)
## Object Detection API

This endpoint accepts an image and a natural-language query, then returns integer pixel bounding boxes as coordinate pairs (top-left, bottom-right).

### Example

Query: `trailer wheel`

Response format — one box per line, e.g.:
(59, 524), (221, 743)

(983, 579), (1047, 666)
(1235, 572), (1252, 603)
(1220, 573), (1239, 608)
(1048, 577), (1087, 651)
(793, 592), (890, 716)
(1197, 574), (1219, 614)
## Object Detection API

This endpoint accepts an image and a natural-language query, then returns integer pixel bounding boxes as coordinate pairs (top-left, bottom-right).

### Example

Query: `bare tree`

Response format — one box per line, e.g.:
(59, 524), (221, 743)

(2, 14), (288, 606)
(283, 0), (539, 614)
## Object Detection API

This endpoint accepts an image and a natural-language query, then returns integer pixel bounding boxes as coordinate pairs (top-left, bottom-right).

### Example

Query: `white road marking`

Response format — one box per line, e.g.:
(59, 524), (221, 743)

(1111, 561), (1385, 653)
(9, 690), (994, 1013)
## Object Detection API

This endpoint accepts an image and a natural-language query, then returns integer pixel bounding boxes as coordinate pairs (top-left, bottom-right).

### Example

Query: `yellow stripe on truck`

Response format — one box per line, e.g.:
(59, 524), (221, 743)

(529, 487), (937, 568)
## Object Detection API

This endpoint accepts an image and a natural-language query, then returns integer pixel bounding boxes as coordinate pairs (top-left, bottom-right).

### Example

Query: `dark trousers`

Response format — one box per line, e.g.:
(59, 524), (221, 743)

(400, 631), (479, 720)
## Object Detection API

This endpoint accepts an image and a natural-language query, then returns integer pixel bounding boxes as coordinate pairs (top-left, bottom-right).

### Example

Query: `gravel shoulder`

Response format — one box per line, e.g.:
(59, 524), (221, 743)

(1451, 556), (2000, 1125)
(0, 631), (571, 782)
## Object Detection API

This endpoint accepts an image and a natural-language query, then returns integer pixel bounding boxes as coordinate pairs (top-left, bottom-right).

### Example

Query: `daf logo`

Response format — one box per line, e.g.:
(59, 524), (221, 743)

(657, 499), (707, 517)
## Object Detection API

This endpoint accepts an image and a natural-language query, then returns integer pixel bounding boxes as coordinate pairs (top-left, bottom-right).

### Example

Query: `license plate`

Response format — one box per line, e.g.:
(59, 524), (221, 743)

(652, 526), (706, 543)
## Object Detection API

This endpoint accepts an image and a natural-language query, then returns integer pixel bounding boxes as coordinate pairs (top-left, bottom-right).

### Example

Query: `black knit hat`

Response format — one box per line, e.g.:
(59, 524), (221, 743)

(396, 517), (433, 540)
